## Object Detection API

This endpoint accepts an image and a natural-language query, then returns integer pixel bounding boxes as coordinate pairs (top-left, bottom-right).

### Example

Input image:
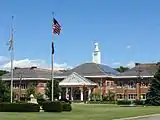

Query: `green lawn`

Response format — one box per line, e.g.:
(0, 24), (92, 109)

(0, 104), (160, 120)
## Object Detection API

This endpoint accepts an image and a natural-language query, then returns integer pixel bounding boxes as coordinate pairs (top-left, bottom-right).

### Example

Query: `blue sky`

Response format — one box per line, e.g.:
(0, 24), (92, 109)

(0, 0), (160, 69)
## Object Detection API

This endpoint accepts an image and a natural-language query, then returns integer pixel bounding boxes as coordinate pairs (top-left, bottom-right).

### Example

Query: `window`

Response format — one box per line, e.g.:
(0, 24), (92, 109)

(128, 81), (136, 88)
(110, 82), (114, 87)
(38, 83), (45, 87)
(106, 81), (110, 86)
(141, 82), (149, 88)
(117, 94), (123, 99)
(21, 84), (27, 89)
(117, 81), (123, 87)
(13, 83), (19, 89)
(141, 94), (146, 100)
(128, 94), (137, 99)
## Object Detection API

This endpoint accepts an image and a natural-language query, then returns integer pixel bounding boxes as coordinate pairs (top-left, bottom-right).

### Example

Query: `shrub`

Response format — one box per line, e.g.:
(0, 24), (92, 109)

(42, 101), (63, 112)
(61, 102), (72, 111)
(71, 100), (82, 103)
(59, 98), (71, 104)
(133, 100), (145, 105)
(37, 98), (46, 106)
(117, 100), (131, 105)
(0, 103), (40, 112)
(88, 101), (116, 104)
(102, 96), (108, 101)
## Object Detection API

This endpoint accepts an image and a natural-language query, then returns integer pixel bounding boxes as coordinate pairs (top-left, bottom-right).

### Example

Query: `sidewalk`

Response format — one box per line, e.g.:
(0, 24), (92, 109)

(114, 114), (160, 120)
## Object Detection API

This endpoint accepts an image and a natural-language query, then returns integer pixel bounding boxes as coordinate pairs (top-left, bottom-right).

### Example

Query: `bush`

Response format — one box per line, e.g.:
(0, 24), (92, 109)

(42, 101), (63, 112)
(0, 103), (40, 112)
(71, 100), (82, 103)
(37, 98), (46, 106)
(88, 101), (116, 104)
(59, 98), (71, 104)
(61, 102), (72, 111)
(117, 100), (131, 105)
(133, 100), (145, 105)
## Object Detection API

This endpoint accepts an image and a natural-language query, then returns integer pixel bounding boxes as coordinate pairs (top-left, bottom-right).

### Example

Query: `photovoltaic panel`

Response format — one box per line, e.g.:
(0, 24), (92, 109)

(98, 64), (119, 75)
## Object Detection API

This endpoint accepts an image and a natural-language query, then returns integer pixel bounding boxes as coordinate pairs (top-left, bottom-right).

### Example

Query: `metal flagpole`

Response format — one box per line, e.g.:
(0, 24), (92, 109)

(10, 16), (14, 103)
(51, 12), (54, 101)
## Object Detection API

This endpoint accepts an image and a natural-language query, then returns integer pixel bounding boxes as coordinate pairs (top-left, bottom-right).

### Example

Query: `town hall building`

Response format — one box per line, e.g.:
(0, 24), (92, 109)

(1, 42), (159, 101)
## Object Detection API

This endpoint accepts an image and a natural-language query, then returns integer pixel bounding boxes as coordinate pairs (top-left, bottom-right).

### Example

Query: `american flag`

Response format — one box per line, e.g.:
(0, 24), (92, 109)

(53, 18), (61, 35)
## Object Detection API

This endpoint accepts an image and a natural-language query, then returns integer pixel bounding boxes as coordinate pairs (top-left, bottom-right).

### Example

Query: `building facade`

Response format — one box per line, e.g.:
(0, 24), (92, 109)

(1, 42), (159, 101)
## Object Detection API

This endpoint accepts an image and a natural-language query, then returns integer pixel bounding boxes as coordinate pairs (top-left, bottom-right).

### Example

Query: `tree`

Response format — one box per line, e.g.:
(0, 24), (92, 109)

(0, 70), (9, 76)
(26, 82), (36, 98)
(145, 66), (160, 106)
(115, 66), (129, 73)
(45, 80), (61, 100)
(106, 90), (115, 101)
(0, 77), (11, 102)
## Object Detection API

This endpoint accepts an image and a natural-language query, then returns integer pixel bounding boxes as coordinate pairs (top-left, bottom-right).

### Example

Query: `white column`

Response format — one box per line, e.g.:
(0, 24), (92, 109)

(66, 87), (68, 100)
(80, 88), (83, 101)
(71, 87), (73, 101)
(88, 88), (91, 101)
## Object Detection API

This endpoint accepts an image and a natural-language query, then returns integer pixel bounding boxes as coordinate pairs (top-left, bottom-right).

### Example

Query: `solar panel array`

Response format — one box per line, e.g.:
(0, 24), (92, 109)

(98, 64), (120, 75)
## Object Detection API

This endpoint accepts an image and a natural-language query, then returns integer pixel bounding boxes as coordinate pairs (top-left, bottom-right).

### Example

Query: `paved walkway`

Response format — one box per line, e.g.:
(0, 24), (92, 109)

(137, 115), (160, 120)
(114, 114), (160, 120)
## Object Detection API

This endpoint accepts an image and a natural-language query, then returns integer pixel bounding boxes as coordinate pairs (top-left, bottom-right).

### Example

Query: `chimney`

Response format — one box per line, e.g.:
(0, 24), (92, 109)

(14, 67), (20, 69)
(135, 63), (140, 66)
(30, 66), (37, 69)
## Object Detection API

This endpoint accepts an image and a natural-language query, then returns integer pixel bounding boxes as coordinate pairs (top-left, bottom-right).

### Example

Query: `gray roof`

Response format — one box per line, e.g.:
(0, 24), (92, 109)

(120, 64), (159, 76)
(2, 67), (62, 80)
(58, 62), (119, 77)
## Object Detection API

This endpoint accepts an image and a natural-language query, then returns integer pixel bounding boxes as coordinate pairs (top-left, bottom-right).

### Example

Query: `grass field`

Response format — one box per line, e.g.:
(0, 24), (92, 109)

(0, 104), (160, 120)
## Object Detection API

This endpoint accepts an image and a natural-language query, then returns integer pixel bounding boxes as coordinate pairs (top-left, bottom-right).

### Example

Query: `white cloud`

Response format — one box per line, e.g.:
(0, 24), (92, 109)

(126, 45), (132, 49)
(0, 57), (72, 71)
(112, 62), (121, 66)
(112, 61), (135, 68)
(125, 61), (135, 68)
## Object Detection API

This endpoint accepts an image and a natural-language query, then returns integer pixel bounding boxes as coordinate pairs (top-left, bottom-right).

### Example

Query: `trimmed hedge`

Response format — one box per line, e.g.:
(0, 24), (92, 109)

(133, 100), (145, 105)
(88, 101), (116, 104)
(117, 100), (131, 105)
(0, 103), (40, 112)
(42, 101), (63, 112)
(42, 101), (72, 112)
(59, 99), (72, 104)
(117, 100), (145, 105)
(61, 102), (72, 111)
(37, 98), (46, 106)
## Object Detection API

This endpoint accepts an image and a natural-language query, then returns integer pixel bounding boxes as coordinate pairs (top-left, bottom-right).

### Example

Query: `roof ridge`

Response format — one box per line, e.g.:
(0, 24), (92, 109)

(72, 72), (82, 83)
(72, 72), (91, 83)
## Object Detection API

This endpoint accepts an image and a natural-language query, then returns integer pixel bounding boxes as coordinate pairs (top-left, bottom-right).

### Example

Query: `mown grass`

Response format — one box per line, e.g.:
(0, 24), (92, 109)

(0, 104), (160, 120)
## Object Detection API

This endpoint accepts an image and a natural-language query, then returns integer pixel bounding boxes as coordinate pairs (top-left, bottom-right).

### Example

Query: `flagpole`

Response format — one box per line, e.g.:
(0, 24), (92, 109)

(51, 12), (54, 101)
(10, 16), (14, 103)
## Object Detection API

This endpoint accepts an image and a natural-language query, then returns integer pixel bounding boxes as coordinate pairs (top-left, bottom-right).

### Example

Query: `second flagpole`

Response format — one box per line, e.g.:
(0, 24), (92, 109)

(51, 12), (54, 101)
(10, 16), (14, 103)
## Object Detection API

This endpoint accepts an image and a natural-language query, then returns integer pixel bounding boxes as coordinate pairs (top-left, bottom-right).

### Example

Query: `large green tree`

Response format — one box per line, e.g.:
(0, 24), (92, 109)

(106, 90), (115, 101)
(0, 70), (8, 76)
(0, 77), (10, 102)
(115, 66), (130, 73)
(145, 66), (160, 106)
(45, 80), (61, 100)
(26, 82), (36, 98)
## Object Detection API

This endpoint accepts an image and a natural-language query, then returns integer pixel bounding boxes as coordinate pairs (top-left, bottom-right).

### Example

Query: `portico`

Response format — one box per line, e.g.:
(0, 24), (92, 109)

(59, 72), (97, 101)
